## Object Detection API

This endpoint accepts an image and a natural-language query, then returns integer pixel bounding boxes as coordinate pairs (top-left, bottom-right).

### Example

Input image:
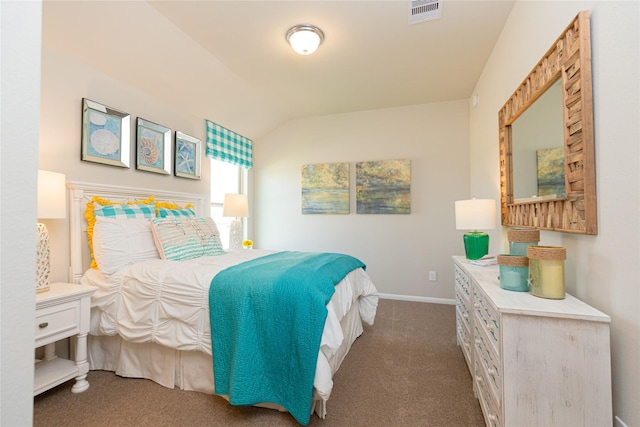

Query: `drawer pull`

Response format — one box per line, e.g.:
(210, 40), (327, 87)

(38, 322), (49, 329)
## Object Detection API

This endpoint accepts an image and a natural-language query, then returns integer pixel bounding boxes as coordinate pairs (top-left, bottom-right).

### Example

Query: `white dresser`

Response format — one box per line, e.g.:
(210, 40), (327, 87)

(453, 256), (612, 427)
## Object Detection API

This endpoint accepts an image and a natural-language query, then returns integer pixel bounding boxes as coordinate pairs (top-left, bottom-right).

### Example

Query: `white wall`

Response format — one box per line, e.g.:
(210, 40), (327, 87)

(0, 1), (41, 424)
(470, 1), (640, 425)
(30, 0), (639, 424)
(253, 101), (471, 301)
(40, 48), (212, 283)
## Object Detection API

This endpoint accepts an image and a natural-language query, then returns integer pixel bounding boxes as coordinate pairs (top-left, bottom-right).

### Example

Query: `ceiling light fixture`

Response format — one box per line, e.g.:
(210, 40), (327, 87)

(286, 24), (324, 55)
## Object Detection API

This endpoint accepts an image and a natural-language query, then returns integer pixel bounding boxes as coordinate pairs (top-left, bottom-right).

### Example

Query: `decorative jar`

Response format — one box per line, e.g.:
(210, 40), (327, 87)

(507, 228), (540, 256)
(497, 254), (529, 292)
(527, 245), (566, 299)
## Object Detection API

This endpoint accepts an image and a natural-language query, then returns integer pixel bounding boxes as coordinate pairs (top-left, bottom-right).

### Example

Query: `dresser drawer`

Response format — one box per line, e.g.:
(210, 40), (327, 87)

(35, 300), (80, 347)
(456, 310), (472, 371)
(455, 265), (472, 300)
(475, 358), (503, 427)
(474, 323), (502, 408)
(455, 291), (471, 331)
(473, 285), (500, 357)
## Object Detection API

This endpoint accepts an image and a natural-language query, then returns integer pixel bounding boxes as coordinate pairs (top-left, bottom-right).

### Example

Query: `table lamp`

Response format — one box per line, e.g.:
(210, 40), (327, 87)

(455, 198), (496, 260)
(222, 193), (248, 250)
(37, 170), (66, 293)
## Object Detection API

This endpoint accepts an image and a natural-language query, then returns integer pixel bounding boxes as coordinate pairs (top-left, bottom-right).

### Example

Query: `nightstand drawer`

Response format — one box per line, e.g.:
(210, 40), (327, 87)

(35, 300), (80, 347)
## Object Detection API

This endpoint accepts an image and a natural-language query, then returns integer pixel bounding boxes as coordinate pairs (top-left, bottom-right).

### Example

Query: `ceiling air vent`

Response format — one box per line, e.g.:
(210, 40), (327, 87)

(409, 0), (442, 25)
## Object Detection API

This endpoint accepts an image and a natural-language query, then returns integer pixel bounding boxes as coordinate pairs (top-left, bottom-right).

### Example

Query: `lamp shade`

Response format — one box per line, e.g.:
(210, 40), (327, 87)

(455, 198), (496, 230)
(37, 170), (66, 219)
(222, 194), (248, 218)
(286, 24), (324, 55)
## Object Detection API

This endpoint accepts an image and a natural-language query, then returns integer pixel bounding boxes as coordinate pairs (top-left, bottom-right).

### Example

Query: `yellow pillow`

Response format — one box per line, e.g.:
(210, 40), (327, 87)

(85, 195), (155, 269)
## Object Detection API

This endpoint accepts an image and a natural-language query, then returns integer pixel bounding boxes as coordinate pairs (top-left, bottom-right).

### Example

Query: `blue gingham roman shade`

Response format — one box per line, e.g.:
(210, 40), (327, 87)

(205, 119), (253, 169)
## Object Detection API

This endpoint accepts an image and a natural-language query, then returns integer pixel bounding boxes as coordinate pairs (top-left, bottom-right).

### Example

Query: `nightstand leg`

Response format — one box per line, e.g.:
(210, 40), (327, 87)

(71, 332), (90, 393)
(43, 343), (57, 361)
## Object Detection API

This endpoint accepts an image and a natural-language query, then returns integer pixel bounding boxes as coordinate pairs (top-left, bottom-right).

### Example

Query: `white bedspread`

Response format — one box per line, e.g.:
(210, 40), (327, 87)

(81, 249), (378, 402)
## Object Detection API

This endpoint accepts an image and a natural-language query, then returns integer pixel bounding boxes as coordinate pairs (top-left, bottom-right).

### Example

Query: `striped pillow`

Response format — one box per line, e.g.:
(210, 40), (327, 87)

(85, 196), (156, 269)
(150, 217), (224, 261)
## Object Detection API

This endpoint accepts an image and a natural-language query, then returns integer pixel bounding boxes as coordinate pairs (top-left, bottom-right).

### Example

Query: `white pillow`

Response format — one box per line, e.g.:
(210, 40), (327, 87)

(92, 216), (160, 275)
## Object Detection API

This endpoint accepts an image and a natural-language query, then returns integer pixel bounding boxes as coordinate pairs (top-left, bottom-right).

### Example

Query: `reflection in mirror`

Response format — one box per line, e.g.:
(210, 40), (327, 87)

(511, 79), (564, 201)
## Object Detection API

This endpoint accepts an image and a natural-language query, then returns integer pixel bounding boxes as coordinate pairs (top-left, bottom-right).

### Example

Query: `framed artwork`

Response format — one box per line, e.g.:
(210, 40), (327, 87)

(136, 118), (171, 174)
(356, 159), (411, 214)
(301, 162), (350, 214)
(174, 131), (201, 180)
(81, 98), (130, 168)
(536, 147), (565, 198)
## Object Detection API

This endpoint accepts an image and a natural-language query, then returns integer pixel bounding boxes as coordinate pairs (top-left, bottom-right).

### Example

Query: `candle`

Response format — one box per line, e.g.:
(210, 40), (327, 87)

(530, 259), (565, 299)
(498, 261), (529, 292)
(498, 255), (529, 292)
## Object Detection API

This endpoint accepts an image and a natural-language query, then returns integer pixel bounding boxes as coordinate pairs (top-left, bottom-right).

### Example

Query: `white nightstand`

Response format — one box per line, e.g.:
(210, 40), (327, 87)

(34, 282), (97, 395)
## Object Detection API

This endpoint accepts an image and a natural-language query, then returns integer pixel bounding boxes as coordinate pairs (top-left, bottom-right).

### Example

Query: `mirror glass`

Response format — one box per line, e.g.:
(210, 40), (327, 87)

(511, 79), (565, 201)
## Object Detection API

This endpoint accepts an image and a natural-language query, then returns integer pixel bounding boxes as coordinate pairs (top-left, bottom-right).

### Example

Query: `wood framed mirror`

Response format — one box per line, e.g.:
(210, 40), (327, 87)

(499, 10), (597, 234)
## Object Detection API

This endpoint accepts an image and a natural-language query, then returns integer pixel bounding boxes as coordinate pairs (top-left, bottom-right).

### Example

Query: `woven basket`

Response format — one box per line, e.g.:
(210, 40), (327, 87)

(526, 245), (566, 260)
(508, 228), (540, 243)
(497, 254), (529, 267)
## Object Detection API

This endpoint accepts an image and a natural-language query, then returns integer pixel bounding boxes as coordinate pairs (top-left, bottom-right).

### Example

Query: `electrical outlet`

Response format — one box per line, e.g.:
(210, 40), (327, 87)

(428, 271), (437, 281)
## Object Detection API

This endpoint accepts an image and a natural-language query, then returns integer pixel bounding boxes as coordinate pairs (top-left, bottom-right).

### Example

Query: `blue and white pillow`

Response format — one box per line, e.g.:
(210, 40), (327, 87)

(150, 217), (224, 261)
(94, 202), (156, 219)
(157, 207), (196, 218)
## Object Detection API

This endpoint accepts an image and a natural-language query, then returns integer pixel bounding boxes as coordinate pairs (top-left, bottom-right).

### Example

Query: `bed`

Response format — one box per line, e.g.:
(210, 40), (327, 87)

(67, 181), (379, 425)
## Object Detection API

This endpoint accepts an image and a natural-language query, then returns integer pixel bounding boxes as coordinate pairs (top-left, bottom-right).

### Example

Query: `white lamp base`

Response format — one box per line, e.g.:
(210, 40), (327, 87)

(228, 218), (243, 250)
(36, 223), (51, 293)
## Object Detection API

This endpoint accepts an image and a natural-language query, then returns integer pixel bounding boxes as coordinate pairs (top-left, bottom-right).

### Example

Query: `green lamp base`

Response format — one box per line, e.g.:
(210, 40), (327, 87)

(463, 231), (489, 260)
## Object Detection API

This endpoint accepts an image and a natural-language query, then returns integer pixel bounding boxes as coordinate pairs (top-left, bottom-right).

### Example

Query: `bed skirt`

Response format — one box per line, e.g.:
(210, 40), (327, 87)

(88, 298), (365, 419)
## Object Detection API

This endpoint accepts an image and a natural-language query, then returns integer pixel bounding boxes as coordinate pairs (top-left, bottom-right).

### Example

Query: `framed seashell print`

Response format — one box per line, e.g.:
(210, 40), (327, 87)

(81, 98), (131, 168)
(136, 118), (171, 174)
(174, 131), (201, 180)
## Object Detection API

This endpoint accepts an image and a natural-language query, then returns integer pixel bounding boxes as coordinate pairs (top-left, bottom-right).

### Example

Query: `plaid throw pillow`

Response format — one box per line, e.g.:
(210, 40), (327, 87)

(94, 202), (156, 219)
(157, 207), (196, 218)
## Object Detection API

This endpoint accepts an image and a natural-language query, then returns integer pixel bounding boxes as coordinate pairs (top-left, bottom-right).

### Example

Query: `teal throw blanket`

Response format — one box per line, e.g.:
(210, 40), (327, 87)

(209, 251), (366, 425)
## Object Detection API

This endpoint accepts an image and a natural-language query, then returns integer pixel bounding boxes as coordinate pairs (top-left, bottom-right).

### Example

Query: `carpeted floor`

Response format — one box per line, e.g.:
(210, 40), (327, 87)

(33, 299), (484, 426)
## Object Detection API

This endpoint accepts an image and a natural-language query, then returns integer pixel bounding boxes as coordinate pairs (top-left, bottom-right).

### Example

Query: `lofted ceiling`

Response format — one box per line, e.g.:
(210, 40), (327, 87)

(42, 0), (515, 139)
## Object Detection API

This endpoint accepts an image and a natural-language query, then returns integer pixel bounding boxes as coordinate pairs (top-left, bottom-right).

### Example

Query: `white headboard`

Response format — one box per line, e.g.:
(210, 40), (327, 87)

(67, 181), (207, 284)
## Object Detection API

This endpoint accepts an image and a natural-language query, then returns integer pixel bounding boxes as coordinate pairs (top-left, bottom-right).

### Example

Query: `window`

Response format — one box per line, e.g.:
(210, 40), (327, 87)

(210, 159), (246, 249)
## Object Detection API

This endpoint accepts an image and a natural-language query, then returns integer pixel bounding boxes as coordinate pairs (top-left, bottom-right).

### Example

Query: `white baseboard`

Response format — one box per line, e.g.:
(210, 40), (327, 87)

(378, 293), (455, 305)
(615, 416), (628, 427)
